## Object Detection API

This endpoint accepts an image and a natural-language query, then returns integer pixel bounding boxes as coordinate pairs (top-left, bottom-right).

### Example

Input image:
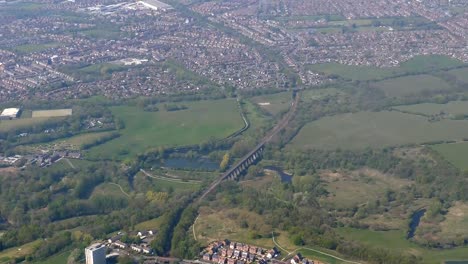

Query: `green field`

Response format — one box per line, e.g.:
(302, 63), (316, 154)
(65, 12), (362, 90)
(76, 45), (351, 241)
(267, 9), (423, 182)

(448, 67), (468, 83)
(13, 42), (61, 54)
(432, 142), (468, 171)
(250, 92), (292, 116)
(86, 99), (244, 159)
(0, 239), (42, 263)
(337, 227), (468, 264)
(33, 250), (70, 264)
(395, 101), (468, 117)
(289, 111), (468, 150)
(309, 55), (464, 81)
(375, 74), (452, 98)
(0, 117), (52, 132)
(32, 109), (72, 118)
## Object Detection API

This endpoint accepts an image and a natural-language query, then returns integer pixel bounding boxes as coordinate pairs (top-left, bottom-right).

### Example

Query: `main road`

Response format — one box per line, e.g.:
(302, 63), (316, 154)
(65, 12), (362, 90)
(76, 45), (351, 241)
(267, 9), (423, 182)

(197, 91), (300, 202)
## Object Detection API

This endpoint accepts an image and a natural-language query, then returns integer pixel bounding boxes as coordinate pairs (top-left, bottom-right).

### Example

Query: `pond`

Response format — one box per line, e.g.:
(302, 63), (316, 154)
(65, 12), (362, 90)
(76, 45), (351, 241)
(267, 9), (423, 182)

(162, 157), (219, 171)
(407, 209), (426, 239)
(264, 166), (292, 183)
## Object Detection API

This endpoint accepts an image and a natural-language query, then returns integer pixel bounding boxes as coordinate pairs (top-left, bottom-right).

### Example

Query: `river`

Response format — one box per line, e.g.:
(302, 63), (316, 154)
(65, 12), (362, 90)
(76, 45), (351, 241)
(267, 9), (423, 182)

(407, 209), (426, 239)
(162, 157), (219, 171)
(264, 166), (293, 183)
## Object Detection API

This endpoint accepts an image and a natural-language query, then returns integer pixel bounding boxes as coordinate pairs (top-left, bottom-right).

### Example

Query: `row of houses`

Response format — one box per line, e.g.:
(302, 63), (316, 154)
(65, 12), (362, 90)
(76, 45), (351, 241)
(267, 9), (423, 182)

(202, 240), (279, 264)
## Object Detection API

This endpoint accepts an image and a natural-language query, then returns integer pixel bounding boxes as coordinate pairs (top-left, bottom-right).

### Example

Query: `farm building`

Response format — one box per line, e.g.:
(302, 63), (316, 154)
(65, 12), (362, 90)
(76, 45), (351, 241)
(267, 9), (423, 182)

(0, 108), (20, 120)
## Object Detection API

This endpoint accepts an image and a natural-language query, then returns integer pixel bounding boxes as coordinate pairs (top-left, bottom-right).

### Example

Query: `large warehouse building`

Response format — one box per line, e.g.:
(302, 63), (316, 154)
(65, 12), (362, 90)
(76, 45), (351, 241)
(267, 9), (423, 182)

(0, 108), (20, 120)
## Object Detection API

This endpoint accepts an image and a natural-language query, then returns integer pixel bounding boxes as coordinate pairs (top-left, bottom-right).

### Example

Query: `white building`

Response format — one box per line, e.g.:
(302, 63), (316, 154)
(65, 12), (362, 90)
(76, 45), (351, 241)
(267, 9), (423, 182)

(85, 243), (106, 264)
(0, 108), (20, 120)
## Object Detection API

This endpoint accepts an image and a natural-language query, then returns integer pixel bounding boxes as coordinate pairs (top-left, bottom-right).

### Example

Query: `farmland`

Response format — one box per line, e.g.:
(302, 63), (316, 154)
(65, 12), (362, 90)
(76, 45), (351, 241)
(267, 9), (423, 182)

(309, 55), (464, 81)
(86, 99), (244, 159)
(32, 109), (72, 118)
(0, 117), (52, 132)
(431, 142), (468, 171)
(374, 74), (452, 98)
(337, 227), (468, 264)
(448, 67), (468, 83)
(288, 111), (468, 150)
(394, 101), (468, 117)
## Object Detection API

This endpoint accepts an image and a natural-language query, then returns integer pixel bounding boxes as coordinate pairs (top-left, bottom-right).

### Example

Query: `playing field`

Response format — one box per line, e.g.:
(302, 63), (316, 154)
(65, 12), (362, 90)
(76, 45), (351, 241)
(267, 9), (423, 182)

(395, 101), (468, 117)
(32, 109), (72, 118)
(432, 142), (468, 171)
(337, 227), (468, 264)
(375, 74), (452, 98)
(309, 55), (464, 81)
(86, 99), (244, 159)
(289, 111), (468, 150)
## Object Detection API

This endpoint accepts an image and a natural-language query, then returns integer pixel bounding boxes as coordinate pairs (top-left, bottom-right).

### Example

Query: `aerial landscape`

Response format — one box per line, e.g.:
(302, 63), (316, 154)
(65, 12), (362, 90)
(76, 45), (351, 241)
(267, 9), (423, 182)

(0, 0), (467, 263)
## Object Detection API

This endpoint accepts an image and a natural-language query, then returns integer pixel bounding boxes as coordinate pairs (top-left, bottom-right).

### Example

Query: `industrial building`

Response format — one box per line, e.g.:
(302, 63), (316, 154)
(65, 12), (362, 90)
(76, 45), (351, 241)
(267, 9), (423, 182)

(138, 0), (173, 11)
(85, 243), (106, 264)
(0, 108), (20, 120)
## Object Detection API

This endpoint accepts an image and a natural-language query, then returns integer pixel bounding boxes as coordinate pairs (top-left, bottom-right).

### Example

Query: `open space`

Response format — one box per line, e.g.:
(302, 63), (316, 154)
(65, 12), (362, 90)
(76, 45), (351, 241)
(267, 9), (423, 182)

(0, 239), (42, 263)
(250, 92), (292, 116)
(86, 99), (244, 159)
(432, 142), (468, 171)
(374, 74), (452, 98)
(0, 117), (53, 132)
(337, 227), (468, 264)
(395, 101), (468, 117)
(309, 55), (464, 81)
(448, 67), (468, 83)
(32, 109), (72, 118)
(33, 250), (70, 264)
(289, 111), (468, 150)
(319, 168), (412, 210)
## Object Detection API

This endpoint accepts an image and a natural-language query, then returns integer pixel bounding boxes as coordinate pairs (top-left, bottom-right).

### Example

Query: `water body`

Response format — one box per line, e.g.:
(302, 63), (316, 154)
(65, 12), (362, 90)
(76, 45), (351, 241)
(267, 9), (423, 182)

(264, 166), (293, 183)
(407, 209), (426, 239)
(162, 157), (219, 171)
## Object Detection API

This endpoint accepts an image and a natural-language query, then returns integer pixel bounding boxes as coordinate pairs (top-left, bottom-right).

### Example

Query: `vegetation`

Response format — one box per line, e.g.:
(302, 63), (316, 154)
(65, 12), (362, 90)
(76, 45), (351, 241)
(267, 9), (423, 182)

(432, 142), (468, 171)
(375, 74), (452, 98)
(309, 55), (464, 81)
(86, 99), (244, 159)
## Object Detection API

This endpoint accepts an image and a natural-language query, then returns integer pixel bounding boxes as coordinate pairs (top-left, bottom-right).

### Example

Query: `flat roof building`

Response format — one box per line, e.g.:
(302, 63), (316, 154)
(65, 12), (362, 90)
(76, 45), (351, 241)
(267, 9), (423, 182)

(138, 0), (173, 11)
(0, 108), (20, 120)
(85, 243), (106, 264)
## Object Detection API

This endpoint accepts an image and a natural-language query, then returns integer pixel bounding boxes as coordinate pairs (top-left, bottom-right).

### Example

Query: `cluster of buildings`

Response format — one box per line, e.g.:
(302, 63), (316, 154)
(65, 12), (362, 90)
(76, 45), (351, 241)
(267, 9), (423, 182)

(202, 241), (279, 264)
(107, 230), (157, 255)
(201, 241), (319, 264)
(0, 0), (466, 103)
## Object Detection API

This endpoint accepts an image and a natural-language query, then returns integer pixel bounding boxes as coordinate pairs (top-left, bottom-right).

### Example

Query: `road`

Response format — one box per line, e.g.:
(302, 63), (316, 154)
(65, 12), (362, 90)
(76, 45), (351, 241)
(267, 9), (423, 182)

(197, 91), (300, 202)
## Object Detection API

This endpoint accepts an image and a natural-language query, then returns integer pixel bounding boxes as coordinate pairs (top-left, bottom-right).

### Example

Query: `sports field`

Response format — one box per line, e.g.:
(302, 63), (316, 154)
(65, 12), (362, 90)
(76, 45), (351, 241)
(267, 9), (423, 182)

(432, 142), (468, 171)
(32, 109), (72, 118)
(375, 74), (452, 98)
(86, 99), (244, 159)
(309, 55), (464, 81)
(250, 92), (292, 116)
(395, 101), (468, 117)
(289, 111), (468, 150)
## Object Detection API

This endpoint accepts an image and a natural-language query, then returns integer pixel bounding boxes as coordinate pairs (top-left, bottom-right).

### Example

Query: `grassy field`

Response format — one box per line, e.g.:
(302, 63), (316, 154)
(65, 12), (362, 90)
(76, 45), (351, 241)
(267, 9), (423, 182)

(438, 202), (468, 241)
(13, 42), (60, 54)
(309, 55), (464, 81)
(135, 217), (164, 230)
(250, 92), (292, 116)
(90, 182), (131, 199)
(0, 117), (52, 132)
(32, 109), (72, 118)
(432, 142), (468, 171)
(33, 250), (70, 264)
(319, 168), (412, 210)
(86, 99), (244, 159)
(395, 101), (468, 117)
(448, 67), (468, 83)
(337, 227), (468, 264)
(0, 239), (42, 263)
(289, 111), (468, 150)
(375, 74), (452, 98)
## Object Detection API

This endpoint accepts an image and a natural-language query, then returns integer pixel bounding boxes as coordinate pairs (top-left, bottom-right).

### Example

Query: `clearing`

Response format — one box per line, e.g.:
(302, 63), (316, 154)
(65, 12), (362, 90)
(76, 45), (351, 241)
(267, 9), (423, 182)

(289, 111), (468, 150)
(394, 101), (468, 117)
